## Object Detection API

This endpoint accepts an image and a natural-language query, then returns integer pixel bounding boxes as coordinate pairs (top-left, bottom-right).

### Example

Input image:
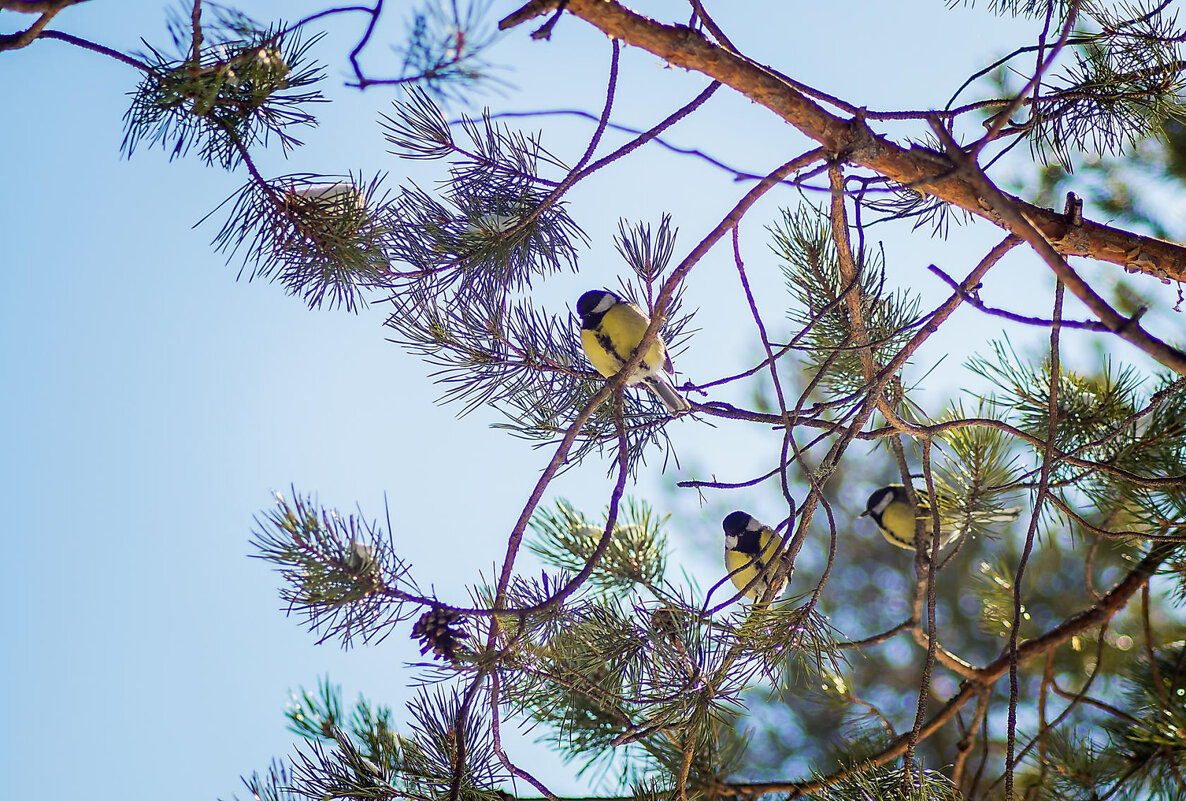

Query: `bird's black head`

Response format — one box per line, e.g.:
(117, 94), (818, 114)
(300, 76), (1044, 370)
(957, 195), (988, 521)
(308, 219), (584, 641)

(577, 289), (618, 322)
(722, 510), (755, 536)
(862, 485), (903, 518)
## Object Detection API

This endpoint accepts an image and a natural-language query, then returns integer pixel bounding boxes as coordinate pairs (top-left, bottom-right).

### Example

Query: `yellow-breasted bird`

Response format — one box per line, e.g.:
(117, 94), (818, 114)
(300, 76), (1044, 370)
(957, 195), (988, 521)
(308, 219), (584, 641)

(861, 484), (1021, 550)
(576, 289), (691, 414)
(722, 510), (792, 601)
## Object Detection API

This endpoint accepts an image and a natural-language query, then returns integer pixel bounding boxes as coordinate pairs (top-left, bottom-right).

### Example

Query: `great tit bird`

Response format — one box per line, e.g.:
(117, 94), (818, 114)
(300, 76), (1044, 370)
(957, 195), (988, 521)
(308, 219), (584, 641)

(861, 484), (1021, 550)
(723, 511), (792, 602)
(576, 289), (691, 414)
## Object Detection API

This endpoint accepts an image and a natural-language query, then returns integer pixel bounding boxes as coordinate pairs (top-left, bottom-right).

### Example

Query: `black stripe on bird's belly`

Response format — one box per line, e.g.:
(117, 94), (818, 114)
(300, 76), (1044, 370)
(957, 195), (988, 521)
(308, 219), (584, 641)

(595, 331), (626, 368)
(593, 331), (654, 372)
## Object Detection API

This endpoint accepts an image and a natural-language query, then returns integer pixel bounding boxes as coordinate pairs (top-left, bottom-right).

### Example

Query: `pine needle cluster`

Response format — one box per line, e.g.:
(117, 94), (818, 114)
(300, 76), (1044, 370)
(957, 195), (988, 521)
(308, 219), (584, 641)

(1030, 2), (1186, 168)
(250, 490), (421, 647)
(931, 402), (1024, 540)
(390, 0), (500, 101)
(969, 343), (1186, 541)
(209, 173), (400, 310)
(124, 11), (325, 167)
(489, 500), (839, 790)
(378, 93), (695, 467)
(121, 3), (503, 311)
(774, 205), (922, 404)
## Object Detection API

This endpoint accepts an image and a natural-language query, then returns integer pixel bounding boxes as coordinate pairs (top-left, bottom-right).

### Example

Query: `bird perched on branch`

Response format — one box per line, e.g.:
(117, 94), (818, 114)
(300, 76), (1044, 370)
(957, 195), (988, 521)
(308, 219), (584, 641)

(861, 484), (1021, 550)
(723, 510), (792, 602)
(576, 289), (691, 414)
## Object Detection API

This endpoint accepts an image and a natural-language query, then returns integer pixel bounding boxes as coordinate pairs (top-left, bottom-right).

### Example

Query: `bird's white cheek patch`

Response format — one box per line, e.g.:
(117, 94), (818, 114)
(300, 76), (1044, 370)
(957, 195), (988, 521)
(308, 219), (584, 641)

(593, 294), (615, 314)
(724, 535), (739, 550)
(746, 519), (763, 531)
(872, 495), (892, 515)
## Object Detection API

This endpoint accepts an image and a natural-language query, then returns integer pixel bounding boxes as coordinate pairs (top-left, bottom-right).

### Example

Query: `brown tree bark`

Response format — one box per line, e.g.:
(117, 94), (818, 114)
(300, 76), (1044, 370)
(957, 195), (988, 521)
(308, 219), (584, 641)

(501, 0), (1186, 287)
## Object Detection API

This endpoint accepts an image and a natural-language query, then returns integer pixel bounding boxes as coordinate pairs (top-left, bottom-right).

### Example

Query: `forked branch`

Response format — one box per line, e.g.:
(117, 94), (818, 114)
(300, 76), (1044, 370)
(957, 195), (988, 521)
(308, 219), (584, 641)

(500, 0), (1186, 286)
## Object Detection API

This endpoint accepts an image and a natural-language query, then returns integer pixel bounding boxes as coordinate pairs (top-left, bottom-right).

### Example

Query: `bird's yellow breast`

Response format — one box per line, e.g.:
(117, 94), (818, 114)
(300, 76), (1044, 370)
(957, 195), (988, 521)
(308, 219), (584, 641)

(880, 502), (920, 548)
(725, 548), (764, 595)
(725, 526), (784, 600)
(582, 303), (668, 381)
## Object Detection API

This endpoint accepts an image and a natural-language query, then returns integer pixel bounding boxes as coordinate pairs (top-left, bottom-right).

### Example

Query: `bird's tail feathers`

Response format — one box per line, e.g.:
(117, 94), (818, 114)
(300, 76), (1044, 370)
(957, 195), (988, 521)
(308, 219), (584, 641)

(941, 505), (1025, 544)
(644, 376), (692, 414)
(984, 505), (1024, 524)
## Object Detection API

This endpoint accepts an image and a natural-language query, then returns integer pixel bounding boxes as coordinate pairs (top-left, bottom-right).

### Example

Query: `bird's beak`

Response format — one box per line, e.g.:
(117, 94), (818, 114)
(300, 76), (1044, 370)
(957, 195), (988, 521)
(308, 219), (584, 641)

(858, 510), (868, 518)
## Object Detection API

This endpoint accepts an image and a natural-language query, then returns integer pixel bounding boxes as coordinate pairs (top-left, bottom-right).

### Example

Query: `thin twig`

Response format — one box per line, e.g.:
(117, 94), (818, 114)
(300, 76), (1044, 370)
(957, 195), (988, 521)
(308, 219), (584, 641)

(952, 688), (991, 790)
(190, 0), (203, 65)
(687, 0), (735, 50)
(928, 116), (1186, 376)
(834, 618), (913, 650)
(927, 264), (1110, 331)
(732, 224), (798, 600)
(974, 0), (1079, 151)
(36, 30), (151, 70)
(488, 673), (560, 800)
(0, 7), (59, 50)
(347, 0), (384, 86)
(1005, 278), (1063, 800)
(904, 443), (943, 777)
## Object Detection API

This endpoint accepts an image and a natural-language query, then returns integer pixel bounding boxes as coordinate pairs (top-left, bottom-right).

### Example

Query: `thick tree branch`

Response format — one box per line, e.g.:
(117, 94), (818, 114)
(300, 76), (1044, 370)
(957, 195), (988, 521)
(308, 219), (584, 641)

(500, 0), (1186, 286)
(929, 118), (1186, 376)
(0, 4), (57, 49)
(0, 0), (82, 11)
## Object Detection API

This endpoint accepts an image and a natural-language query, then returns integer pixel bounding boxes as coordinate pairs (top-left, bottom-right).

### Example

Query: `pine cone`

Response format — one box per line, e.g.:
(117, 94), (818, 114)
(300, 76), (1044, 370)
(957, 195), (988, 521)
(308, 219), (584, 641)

(411, 606), (470, 663)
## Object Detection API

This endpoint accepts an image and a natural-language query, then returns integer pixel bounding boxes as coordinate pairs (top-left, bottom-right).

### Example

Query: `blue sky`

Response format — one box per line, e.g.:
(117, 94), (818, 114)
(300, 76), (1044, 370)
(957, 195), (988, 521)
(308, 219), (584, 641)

(3, 2), (1179, 799)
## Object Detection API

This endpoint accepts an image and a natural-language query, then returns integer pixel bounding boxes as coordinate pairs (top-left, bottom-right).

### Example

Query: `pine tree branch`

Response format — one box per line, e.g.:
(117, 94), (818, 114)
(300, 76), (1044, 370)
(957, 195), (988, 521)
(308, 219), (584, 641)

(903, 444), (945, 778)
(927, 263), (1113, 331)
(1046, 493), (1186, 541)
(513, 398), (633, 616)
(448, 675), (483, 801)
(984, 541), (1176, 682)
(1048, 657), (1137, 725)
(0, 0), (83, 9)
(941, 57), (1186, 122)
(188, 0), (202, 65)
(858, 235), (1023, 450)
(974, 0), (1079, 152)
(928, 117), (1186, 377)
(279, 5), (376, 38)
(729, 225), (798, 602)
(489, 673), (559, 801)
(508, 38), (620, 235)
(835, 618), (913, 650)
(499, 0), (1186, 286)
(33, 29), (149, 70)
(862, 369), (1186, 492)
(482, 105), (831, 187)
(952, 687), (991, 791)
(346, 0), (382, 86)
(687, 0), (735, 52)
(689, 251), (865, 396)
(465, 401), (635, 801)
(569, 80), (721, 183)
(988, 627), (1112, 796)
(1004, 279), (1065, 798)
(488, 378), (623, 610)
(703, 539), (1176, 799)
(692, 399), (1186, 495)
(0, 5), (59, 50)
(828, 163), (876, 383)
